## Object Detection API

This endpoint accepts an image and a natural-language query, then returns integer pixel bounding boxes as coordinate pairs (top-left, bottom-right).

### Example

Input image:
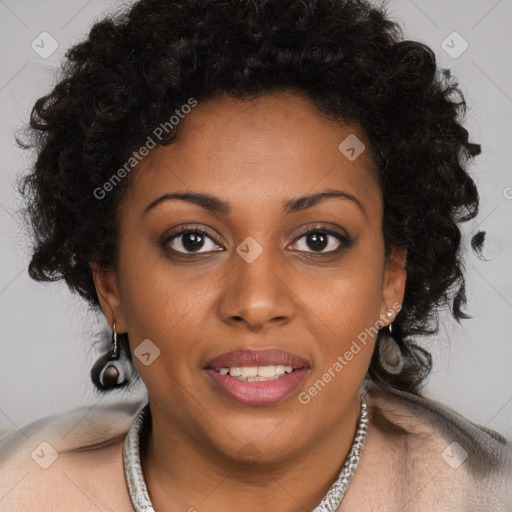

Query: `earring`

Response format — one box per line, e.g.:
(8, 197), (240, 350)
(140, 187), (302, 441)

(99, 321), (122, 388)
(378, 315), (404, 375)
(112, 322), (119, 359)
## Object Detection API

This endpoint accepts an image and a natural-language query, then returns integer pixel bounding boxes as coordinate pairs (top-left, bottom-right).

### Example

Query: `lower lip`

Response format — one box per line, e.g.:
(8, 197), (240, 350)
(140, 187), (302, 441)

(204, 368), (309, 406)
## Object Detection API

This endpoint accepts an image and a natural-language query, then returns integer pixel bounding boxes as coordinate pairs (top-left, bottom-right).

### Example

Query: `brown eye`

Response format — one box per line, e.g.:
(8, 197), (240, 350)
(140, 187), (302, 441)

(163, 229), (223, 254)
(289, 227), (352, 254)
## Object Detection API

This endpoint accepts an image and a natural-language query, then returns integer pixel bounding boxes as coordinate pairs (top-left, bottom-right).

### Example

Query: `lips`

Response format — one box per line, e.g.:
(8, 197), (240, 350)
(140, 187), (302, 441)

(203, 348), (310, 405)
(205, 367), (309, 406)
(204, 348), (309, 371)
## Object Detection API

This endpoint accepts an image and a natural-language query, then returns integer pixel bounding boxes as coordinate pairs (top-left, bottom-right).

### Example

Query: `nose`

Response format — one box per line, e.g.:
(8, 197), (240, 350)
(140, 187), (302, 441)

(218, 248), (296, 331)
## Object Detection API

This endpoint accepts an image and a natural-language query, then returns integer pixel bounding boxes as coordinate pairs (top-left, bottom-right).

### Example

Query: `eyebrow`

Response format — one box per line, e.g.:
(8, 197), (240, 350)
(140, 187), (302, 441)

(143, 189), (367, 217)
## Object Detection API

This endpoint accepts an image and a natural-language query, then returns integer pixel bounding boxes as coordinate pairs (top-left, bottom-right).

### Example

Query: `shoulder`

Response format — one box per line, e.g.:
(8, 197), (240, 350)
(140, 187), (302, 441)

(0, 398), (146, 511)
(0, 429), (13, 443)
(368, 384), (512, 469)
(365, 383), (512, 510)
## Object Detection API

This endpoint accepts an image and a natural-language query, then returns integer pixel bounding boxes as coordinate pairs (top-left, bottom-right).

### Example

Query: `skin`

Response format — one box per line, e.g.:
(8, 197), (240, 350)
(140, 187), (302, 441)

(92, 91), (407, 512)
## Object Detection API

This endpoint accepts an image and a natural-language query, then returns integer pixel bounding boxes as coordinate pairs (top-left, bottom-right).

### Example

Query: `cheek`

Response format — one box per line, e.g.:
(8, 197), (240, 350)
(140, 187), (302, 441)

(298, 273), (381, 409)
(116, 229), (202, 329)
(115, 233), (221, 387)
(116, 260), (203, 398)
(301, 253), (384, 335)
(295, 252), (384, 382)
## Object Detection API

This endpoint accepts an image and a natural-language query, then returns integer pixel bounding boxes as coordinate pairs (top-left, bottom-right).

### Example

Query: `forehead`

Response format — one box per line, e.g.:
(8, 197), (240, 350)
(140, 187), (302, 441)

(123, 91), (381, 217)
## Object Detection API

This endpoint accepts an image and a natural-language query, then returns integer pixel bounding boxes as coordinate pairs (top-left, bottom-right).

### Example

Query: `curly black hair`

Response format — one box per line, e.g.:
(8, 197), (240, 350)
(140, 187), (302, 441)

(18, 0), (480, 396)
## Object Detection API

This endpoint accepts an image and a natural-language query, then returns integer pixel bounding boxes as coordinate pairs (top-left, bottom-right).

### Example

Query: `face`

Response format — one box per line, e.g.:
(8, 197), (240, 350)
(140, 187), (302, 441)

(92, 91), (406, 463)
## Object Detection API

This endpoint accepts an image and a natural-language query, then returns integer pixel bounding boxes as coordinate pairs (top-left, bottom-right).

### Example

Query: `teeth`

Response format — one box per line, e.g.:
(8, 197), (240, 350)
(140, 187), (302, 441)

(241, 367), (258, 377)
(217, 365), (295, 380)
(258, 366), (277, 377)
(229, 367), (242, 377)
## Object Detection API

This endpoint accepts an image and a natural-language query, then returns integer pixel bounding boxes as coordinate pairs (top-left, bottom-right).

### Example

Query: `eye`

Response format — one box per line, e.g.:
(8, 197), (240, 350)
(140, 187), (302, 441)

(162, 228), (223, 255)
(289, 226), (351, 254)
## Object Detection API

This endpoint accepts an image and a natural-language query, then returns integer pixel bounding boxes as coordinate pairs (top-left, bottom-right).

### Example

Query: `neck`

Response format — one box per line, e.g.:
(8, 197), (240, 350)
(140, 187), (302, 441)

(140, 396), (364, 512)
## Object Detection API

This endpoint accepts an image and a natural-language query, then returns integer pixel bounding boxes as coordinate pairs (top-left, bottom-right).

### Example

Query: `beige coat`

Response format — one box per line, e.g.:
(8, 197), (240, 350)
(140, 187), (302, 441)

(0, 384), (511, 511)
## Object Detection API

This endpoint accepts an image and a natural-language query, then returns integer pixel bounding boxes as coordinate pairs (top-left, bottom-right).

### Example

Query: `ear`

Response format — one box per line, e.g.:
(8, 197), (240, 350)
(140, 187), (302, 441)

(90, 262), (127, 333)
(379, 247), (407, 325)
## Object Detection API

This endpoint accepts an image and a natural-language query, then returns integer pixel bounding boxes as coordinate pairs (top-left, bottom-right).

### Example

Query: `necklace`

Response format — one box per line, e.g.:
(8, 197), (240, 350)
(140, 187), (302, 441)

(123, 396), (369, 512)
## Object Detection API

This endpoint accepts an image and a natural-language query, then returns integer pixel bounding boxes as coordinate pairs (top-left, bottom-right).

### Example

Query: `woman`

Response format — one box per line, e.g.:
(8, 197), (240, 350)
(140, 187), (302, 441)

(1, 0), (510, 510)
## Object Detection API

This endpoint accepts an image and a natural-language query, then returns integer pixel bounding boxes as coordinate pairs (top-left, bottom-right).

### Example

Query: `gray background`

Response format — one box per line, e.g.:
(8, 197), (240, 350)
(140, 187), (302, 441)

(0, 0), (511, 438)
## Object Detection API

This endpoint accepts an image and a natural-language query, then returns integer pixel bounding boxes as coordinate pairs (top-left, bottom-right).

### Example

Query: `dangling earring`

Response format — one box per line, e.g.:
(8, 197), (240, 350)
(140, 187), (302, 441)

(378, 312), (404, 375)
(91, 321), (131, 391)
(99, 321), (122, 388)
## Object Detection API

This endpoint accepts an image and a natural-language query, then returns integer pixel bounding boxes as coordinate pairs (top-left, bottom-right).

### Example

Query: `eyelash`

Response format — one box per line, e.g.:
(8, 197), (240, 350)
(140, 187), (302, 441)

(161, 224), (352, 257)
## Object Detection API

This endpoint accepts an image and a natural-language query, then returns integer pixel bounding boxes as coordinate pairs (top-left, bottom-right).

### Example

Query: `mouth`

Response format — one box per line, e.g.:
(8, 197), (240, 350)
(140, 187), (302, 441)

(204, 349), (309, 405)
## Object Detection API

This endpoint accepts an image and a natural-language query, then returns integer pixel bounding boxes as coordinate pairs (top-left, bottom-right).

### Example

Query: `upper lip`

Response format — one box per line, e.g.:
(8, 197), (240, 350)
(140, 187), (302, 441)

(205, 349), (309, 371)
